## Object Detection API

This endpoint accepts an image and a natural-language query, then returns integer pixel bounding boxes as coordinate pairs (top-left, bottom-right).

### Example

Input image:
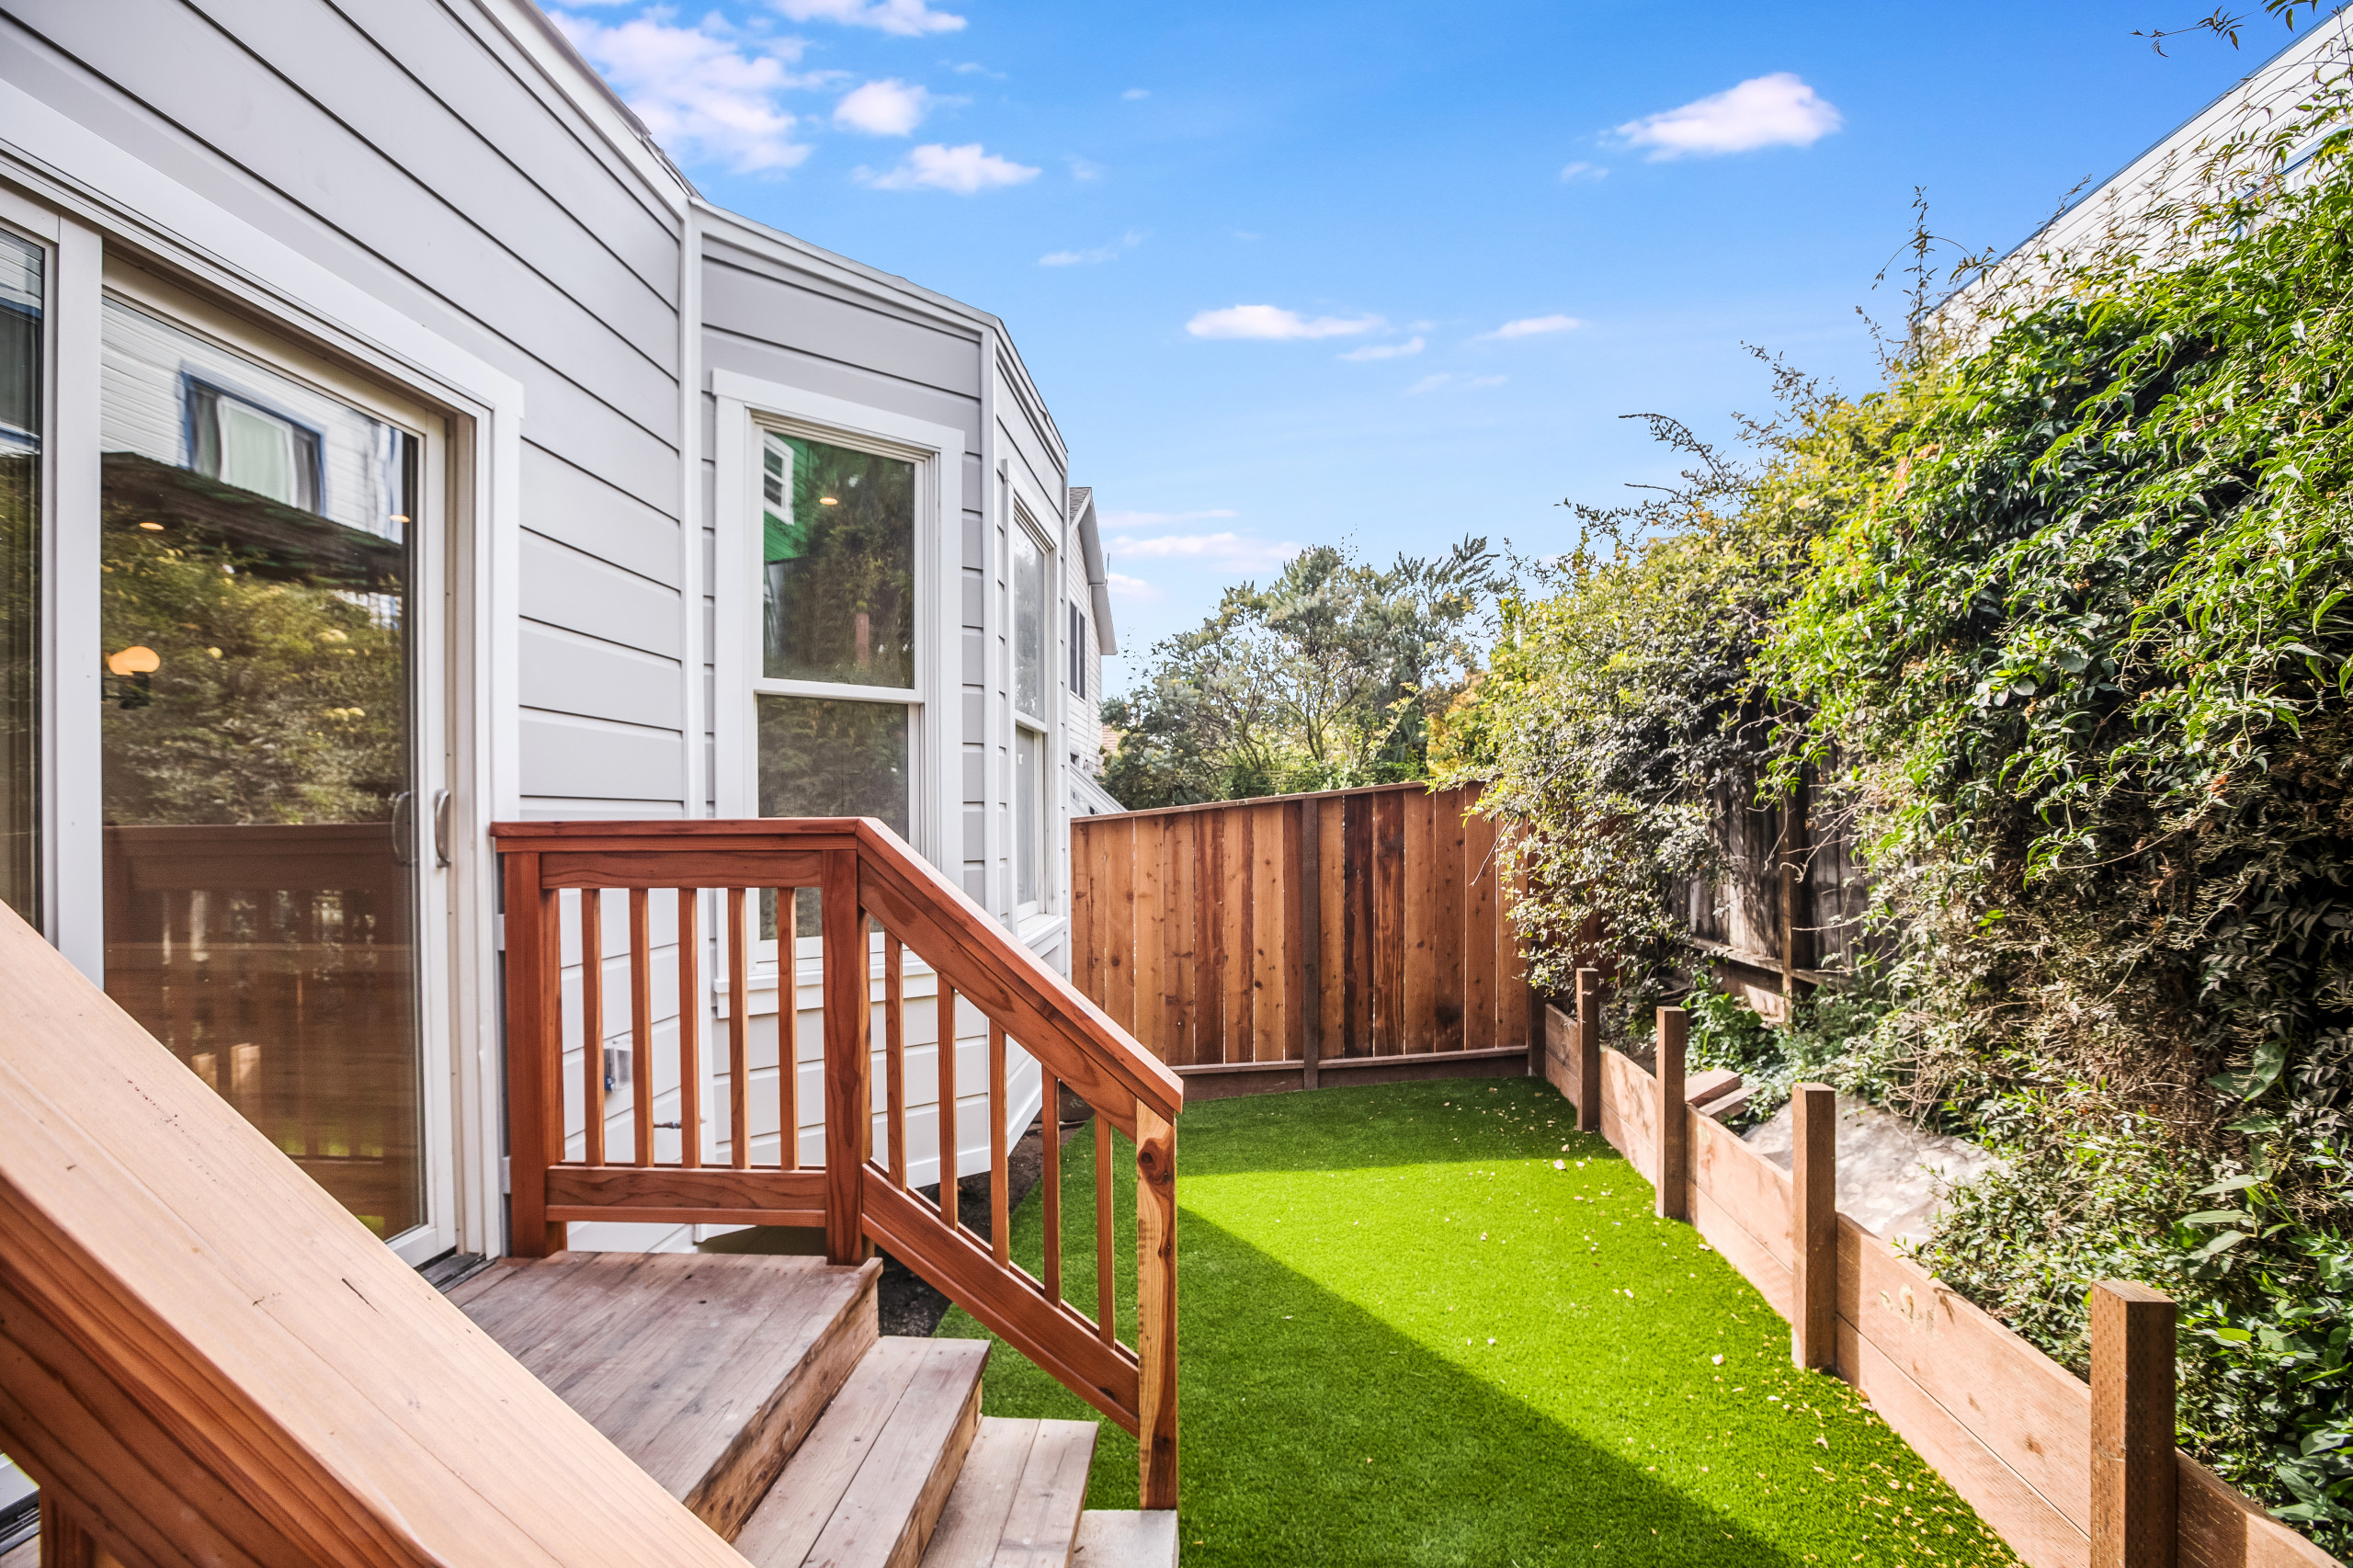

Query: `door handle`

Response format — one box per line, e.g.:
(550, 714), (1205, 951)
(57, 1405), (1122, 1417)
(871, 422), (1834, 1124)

(391, 790), (415, 868)
(432, 789), (452, 869)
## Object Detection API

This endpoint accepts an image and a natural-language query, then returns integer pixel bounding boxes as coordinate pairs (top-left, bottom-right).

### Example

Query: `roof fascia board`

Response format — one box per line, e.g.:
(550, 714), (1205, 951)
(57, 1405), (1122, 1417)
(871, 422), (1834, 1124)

(1071, 490), (1117, 653)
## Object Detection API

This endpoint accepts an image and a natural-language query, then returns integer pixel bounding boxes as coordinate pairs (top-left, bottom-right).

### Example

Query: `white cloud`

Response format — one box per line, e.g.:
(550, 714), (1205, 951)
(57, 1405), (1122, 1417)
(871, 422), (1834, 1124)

(770, 0), (965, 36)
(1407, 373), (1506, 394)
(1108, 530), (1301, 574)
(1483, 314), (1582, 340)
(834, 79), (931, 135)
(1617, 73), (1842, 160)
(552, 12), (813, 175)
(1122, 87), (1151, 100)
(1339, 335), (1425, 361)
(862, 142), (1039, 193)
(1559, 160), (1608, 182)
(1104, 570), (1159, 602)
(1040, 230), (1145, 267)
(1067, 156), (1106, 182)
(1186, 305), (1382, 341)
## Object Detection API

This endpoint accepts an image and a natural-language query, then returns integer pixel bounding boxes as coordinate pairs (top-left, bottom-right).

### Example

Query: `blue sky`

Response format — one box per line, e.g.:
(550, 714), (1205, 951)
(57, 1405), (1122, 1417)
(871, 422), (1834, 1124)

(552, 0), (2283, 693)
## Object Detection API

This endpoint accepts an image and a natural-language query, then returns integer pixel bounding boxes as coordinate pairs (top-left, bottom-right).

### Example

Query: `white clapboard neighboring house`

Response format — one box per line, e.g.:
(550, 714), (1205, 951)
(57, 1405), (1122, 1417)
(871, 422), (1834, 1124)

(0, 0), (1126, 1262)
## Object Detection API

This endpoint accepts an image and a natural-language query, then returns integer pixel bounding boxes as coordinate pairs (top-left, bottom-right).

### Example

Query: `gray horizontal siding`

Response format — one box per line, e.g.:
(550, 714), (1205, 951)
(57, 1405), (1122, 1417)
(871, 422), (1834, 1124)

(518, 530), (682, 660)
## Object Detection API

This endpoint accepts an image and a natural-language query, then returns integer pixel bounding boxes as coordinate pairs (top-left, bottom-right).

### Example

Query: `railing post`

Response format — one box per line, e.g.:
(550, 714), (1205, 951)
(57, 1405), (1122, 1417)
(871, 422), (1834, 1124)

(822, 846), (870, 1266)
(2091, 1281), (2177, 1568)
(1574, 968), (1601, 1134)
(501, 850), (563, 1256)
(1136, 1103), (1179, 1511)
(1654, 1006), (1688, 1221)
(1791, 1082), (1836, 1370)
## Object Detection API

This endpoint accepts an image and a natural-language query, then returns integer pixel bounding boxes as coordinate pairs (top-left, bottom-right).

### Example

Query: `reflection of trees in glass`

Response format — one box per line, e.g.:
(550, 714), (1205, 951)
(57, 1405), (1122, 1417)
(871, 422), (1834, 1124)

(0, 235), (39, 919)
(99, 458), (406, 827)
(756, 694), (908, 839)
(763, 433), (915, 687)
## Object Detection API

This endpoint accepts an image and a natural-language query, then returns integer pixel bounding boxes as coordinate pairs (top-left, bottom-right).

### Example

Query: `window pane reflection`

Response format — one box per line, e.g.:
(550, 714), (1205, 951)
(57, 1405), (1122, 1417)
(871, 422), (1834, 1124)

(99, 299), (423, 1241)
(1014, 526), (1043, 721)
(756, 693), (910, 840)
(0, 233), (40, 923)
(761, 431), (915, 687)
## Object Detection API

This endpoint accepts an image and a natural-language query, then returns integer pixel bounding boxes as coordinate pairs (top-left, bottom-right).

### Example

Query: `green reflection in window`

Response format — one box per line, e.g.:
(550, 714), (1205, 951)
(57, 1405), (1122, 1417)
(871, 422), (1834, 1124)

(0, 232), (39, 922)
(756, 693), (910, 841)
(761, 431), (915, 687)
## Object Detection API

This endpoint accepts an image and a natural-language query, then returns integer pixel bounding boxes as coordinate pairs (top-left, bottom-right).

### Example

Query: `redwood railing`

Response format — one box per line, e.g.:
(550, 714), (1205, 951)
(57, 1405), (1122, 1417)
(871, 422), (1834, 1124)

(490, 818), (1184, 1509)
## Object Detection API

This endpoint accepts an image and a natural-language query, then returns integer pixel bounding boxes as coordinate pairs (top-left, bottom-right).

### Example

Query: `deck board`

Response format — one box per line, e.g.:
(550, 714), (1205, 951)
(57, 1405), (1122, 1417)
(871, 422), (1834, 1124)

(454, 1252), (879, 1539)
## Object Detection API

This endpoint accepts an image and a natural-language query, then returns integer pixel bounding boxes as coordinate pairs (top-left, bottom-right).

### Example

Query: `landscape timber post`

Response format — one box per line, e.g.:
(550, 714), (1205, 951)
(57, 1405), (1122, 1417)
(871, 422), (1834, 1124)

(2091, 1281), (2177, 1568)
(1791, 1083), (1836, 1370)
(1654, 1007), (1688, 1221)
(1574, 968), (1602, 1134)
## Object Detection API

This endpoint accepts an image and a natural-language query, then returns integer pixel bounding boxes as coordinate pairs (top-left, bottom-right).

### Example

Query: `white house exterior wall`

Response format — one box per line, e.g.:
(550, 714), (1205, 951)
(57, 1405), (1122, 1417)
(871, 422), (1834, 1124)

(2, 0), (1085, 1261)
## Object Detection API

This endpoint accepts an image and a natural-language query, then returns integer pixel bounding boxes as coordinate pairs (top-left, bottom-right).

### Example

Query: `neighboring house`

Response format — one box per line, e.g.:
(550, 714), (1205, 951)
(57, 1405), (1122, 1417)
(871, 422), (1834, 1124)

(1956, 7), (2353, 317)
(1063, 485), (1121, 823)
(0, 0), (1118, 1264)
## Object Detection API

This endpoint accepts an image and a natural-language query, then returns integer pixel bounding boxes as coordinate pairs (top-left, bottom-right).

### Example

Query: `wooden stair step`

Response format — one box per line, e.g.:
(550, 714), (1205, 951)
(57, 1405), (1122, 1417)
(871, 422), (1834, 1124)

(734, 1336), (991, 1568)
(450, 1252), (880, 1539)
(1069, 1512), (1180, 1568)
(919, 1417), (1099, 1568)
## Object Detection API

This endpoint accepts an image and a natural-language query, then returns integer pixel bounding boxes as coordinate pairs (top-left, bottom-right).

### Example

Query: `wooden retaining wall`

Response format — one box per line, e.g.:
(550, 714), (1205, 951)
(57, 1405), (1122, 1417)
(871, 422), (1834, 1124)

(1541, 1005), (2337, 1568)
(1070, 782), (1536, 1096)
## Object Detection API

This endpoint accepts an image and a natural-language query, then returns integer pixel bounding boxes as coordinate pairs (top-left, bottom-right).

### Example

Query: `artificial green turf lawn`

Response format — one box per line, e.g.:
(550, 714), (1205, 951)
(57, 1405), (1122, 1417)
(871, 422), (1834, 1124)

(936, 1076), (2025, 1568)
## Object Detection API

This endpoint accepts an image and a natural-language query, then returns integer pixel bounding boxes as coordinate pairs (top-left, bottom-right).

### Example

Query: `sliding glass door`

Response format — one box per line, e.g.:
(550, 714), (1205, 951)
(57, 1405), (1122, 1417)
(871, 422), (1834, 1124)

(97, 296), (427, 1244)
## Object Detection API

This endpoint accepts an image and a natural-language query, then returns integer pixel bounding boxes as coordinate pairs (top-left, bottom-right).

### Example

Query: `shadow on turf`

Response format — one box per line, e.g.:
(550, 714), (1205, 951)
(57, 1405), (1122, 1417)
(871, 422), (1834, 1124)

(1159, 1209), (1810, 1567)
(1174, 1076), (1631, 1180)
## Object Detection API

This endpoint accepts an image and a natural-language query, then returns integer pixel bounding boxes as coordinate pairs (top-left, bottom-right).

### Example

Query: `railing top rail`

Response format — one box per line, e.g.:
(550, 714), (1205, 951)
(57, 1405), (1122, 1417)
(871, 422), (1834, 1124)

(488, 816), (1184, 1123)
(1072, 776), (1478, 825)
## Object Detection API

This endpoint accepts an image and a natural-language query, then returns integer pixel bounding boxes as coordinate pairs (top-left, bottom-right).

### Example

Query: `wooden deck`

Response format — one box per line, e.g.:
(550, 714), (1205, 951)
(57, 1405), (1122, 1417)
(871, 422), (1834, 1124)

(449, 1251), (1113, 1568)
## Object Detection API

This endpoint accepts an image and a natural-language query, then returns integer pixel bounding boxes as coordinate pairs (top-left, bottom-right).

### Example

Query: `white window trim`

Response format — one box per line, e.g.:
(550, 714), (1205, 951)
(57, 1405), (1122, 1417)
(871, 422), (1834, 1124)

(710, 370), (961, 869)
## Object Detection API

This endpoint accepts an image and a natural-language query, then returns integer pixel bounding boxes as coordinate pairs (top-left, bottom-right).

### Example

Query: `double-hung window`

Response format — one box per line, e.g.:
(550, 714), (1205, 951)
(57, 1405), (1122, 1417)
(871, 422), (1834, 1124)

(752, 426), (916, 842)
(1011, 512), (1049, 917)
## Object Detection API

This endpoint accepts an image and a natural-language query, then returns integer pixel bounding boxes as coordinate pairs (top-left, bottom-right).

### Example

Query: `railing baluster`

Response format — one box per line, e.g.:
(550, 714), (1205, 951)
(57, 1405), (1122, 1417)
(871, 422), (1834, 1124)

(885, 935), (906, 1187)
(989, 1021), (1009, 1270)
(820, 850), (870, 1266)
(1095, 1113), (1115, 1344)
(677, 889), (700, 1170)
(1137, 1106), (1180, 1511)
(938, 982), (957, 1229)
(630, 887), (653, 1167)
(778, 887), (798, 1171)
(1041, 1070), (1061, 1301)
(728, 887), (748, 1170)
(581, 889), (605, 1167)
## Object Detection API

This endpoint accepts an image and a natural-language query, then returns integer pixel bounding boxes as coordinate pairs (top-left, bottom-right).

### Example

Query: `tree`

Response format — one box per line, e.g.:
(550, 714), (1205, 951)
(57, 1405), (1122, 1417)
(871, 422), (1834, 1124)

(1100, 536), (1504, 810)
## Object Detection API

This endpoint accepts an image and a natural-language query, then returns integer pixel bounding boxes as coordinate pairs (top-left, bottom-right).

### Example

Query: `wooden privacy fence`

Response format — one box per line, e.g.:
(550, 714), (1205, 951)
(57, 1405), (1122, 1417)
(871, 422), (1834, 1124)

(1070, 781), (1535, 1095)
(1542, 977), (2334, 1568)
(491, 817), (1185, 1509)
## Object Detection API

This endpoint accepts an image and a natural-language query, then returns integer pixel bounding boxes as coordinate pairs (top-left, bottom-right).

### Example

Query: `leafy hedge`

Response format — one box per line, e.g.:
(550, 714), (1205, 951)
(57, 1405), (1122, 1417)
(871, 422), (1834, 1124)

(1442, 65), (2353, 1547)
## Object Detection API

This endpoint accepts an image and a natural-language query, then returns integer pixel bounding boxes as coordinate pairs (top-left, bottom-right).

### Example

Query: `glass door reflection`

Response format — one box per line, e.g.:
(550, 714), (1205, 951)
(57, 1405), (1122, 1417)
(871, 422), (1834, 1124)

(98, 298), (424, 1241)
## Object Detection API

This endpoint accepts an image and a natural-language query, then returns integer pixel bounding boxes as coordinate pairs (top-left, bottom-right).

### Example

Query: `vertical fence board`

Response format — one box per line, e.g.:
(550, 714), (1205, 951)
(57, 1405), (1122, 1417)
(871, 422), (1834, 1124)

(1342, 797), (1372, 1057)
(1318, 799), (1345, 1058)
(1433, 786), (1467, 1053)
(1499, 850), (1532, 1052)
(1220, 811), (1254, 1064)
(1103, 820), (1138, 1035)
(1165, 815), (1199, 1065)
(1192, 812), (1222, 1067)
(1371, 791), (1405, 1054)
(1282, 801), (1308, 1063)
(1251, 802), (1287, 1062)
(1403, 790), (1436, 1052)
(1134, 820), (1167, 1062)
(1464, 810), (1499, 1051)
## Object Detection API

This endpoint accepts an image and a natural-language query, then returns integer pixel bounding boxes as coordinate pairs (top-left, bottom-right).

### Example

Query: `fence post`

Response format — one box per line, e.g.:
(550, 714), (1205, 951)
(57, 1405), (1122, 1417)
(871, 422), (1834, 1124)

(1654, 1007), (1688, 1221)
(2091, 1281), (2177, 1568)
(1791, 1083), (1836, 1370)
(1136, 1104), (1179, 1511)
(1575, 969), (1601, 1134)
(822, 846), (870, 1266)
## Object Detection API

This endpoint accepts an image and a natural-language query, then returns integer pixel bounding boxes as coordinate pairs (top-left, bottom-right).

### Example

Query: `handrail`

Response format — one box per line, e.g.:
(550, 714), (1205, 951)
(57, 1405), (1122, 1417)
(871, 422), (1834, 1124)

(489, 817), (1184, 1509)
